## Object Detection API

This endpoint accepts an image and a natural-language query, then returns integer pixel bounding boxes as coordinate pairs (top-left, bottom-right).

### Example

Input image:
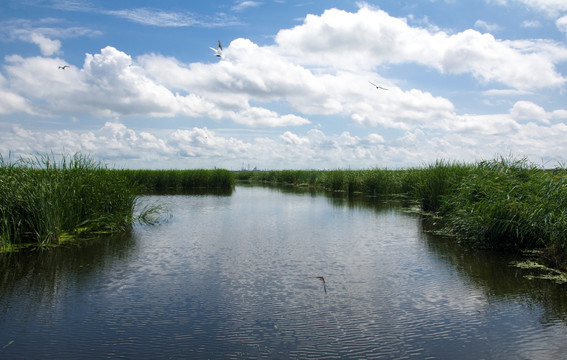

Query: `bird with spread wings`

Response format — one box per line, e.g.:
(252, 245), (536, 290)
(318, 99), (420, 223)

(209, 40), (224, 58)
(369, 81), (388, 90)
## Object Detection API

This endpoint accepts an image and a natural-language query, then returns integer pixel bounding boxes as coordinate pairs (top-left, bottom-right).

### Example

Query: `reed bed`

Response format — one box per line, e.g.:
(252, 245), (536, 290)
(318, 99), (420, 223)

(121, 169), (234, 192)
(439, 158), (567, 263)
(0, 153), (154, 251)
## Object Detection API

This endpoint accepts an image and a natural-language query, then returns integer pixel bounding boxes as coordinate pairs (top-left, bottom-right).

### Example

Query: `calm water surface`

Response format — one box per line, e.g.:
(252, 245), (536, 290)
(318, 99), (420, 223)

(1, 185), (567, 359)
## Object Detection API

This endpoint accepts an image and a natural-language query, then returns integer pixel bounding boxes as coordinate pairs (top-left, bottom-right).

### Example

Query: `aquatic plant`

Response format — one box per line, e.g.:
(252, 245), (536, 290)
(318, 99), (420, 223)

(440, 158), (567, 254)
(409, 159), (473, 212)
(0, 153), (159, 250)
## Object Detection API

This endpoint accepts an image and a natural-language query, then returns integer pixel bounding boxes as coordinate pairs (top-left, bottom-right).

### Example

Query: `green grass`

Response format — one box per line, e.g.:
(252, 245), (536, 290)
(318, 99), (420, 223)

(439, 158), (567, 260)
(0, 153), (161, 251)
(120, 168), (235, 192)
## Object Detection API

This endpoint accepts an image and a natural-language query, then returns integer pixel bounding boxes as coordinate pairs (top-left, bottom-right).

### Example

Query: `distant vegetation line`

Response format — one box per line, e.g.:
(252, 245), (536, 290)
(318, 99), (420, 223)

(236, 157), (567, 270)
(120, 168), (235, 192)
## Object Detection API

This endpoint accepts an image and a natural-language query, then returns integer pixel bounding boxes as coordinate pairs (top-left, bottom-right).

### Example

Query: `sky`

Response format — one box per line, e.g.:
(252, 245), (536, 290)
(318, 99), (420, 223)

(1, 0), (567, 170)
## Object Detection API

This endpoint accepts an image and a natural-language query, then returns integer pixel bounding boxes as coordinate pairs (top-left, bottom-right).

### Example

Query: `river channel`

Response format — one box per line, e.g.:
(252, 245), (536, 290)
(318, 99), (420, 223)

(1, 185), (567, 359)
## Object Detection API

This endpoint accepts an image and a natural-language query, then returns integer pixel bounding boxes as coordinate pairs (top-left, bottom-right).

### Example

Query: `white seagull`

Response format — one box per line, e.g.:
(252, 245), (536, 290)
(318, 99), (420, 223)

(369, 81), (388, 90)
(209, 40), (224, 58)
(58, 65), (70, 70)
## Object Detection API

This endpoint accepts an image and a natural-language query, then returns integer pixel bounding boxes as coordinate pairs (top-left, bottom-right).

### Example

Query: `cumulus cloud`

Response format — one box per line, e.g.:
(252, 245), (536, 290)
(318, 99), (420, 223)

(2, 45), (309, 126)
(510, 101), (549, 123)
(0, 74), (35, 115)
(275, 5), (566, 89)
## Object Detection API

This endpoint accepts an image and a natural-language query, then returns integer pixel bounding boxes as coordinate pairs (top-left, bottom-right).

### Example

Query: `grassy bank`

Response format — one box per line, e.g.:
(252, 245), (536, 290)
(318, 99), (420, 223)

(120, 169), (235, 192)
(235, 158), (567, 269)
(0, 153), (158, 251)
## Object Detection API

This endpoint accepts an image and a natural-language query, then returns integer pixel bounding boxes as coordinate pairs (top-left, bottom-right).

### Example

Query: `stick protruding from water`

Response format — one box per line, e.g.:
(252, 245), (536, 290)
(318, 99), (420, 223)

(314, 276), (326, 294)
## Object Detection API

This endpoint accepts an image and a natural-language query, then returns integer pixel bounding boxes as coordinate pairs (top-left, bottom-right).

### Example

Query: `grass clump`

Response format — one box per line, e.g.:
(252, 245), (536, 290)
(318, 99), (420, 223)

(439, 158), (567, 262)
(0, 153), (159, 251)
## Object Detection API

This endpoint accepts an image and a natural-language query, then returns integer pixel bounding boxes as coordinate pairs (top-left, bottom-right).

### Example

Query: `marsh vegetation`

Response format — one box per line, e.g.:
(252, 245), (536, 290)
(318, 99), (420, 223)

(2, 153), (566, 270)
(0, 154), (143, 250)
(120, 168), (234, 192)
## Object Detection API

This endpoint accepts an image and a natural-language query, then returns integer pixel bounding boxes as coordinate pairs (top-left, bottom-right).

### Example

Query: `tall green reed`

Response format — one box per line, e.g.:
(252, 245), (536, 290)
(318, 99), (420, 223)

(0, 153), (146, 250)
(440, 158), (567, 254)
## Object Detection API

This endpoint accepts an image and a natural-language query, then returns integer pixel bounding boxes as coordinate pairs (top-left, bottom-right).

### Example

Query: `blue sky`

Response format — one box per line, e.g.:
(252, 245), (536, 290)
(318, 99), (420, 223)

(1, 0), (567, 169)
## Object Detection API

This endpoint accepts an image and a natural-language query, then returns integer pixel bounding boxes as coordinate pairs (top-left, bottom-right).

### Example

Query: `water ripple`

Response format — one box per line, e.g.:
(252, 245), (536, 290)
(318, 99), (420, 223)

(1, 188), (567, 359)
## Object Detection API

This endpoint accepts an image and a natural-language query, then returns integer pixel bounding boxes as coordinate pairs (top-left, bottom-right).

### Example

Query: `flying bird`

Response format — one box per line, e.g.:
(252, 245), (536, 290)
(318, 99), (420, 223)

(209, 40), (224, 58)
(369, 81), (388, 90)
(58, 65), (70, 70)
(314, 276), (327, 294)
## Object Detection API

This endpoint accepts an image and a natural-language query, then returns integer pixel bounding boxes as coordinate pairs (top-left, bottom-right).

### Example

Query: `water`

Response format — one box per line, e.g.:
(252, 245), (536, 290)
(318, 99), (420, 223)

(1, 185), (567, 359)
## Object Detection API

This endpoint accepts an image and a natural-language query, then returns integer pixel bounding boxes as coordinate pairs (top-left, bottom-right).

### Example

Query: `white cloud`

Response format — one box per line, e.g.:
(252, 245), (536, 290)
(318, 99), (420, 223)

(23, 31), (61, 56)
(489, 0), (567, 17)
(229, 107), (310, 127)
(3, 108), (567, 169)
(510, 100), (549, 123)
(508, 0), (567, 17)
(232, 1), (262, 12)
(521, 20), (541, 28)
(557, 16), (567, 35)
(105, 8), (202, 27)
(275, 5), (567, 89)
(140, 39), (455, 129)
(474, 20), (502, 32)
(1, 18), (101, 56)
(3, 45), (311, 127)
(0, 74), (35, 115)
(280, 131), (309, 145)
(46, 2), (241, 27)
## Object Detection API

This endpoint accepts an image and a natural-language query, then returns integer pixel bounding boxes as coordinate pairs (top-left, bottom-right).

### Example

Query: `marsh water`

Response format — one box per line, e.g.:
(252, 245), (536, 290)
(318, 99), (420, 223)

(1, 185), (567, 359)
